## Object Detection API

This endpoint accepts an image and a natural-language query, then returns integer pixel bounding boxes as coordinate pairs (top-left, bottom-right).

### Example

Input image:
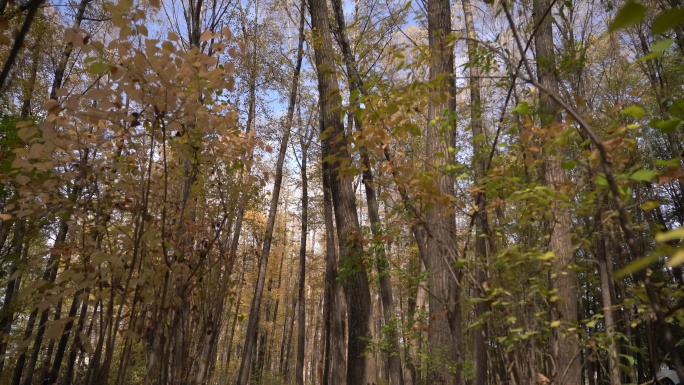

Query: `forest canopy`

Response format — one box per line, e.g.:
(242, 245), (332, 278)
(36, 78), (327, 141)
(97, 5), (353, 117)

(0, 0), (683, 383)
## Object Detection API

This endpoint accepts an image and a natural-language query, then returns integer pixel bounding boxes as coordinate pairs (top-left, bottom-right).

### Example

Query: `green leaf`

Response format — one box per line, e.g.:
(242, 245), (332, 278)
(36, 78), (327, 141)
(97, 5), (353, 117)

(651, 38), (675, 52)
(621, 105), (645, 119)
(655, 158), (681, 167)
(512, 102), (530, 115)
(637, 51), (663, 61)
(655, 227), (684, 242)
(629, 169), (657, 182)
(652, 7), (684, 34)
(638, 39), (675, 61)
(561, 161), (576, 170)
(89, 62), (110, 74)
(620, 354), (636, 366)
(614, 253), (660, 278)
(640, 201), (660, 210)
(669, 98), (684, 116)
(653, 117), (683, 133)
(595, 173), (608, 186)
(609, 1), (647, 32)
(350, 89), (360, 103)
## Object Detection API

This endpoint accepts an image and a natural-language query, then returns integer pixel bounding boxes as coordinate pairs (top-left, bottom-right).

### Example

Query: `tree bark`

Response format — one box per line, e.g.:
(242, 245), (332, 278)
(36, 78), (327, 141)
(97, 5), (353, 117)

(532, 0), (581, 382)
(425, 0), (462, 383)
(322, 161), (347, 385)
(328, 2), (404, 384)
(308, 0), (376, 382)
(296, 11), (310, 381)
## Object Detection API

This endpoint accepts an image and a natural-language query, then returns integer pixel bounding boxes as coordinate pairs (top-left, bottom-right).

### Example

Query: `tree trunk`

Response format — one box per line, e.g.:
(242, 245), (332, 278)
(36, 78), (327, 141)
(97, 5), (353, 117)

(461, 0), (490, 383)
(328, 2), (404, 384)
(308, 0), (376, 383)
(322, 162), (347, 385)
(296, 24), (309, 383)
(595, 205), (620, 385)
(532, 0), (581, 382)
(425, 0), (462, 383)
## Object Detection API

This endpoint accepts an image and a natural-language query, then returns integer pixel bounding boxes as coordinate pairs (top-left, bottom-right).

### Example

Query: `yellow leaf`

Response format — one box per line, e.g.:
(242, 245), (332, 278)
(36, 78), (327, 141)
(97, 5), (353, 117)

(656, 227), (684, 243)
(550, 320), (561, 328)
(667, 250), (684, 267)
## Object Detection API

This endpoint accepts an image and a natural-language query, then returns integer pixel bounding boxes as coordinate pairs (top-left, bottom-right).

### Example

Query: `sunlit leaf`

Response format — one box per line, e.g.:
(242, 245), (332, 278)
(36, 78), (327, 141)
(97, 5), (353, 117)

(656, 227), (684, 243)
(667, 250), (684, 267)
(621, 105), (645, 119)
(629, 169), (657, 182)
(640, 201), (660, 210)
(512, 102), (530, 115)
(651, 38), (675, 52)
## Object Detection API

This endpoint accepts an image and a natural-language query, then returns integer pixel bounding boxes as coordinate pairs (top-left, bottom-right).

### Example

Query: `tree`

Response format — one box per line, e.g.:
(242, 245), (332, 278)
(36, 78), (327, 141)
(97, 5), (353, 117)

(423, 0), (462, 383)
(308, 0), (376, 382)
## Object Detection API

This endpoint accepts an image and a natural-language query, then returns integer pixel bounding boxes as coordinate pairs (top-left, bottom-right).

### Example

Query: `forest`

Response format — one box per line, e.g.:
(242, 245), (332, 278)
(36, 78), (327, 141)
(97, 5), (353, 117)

(0, 0), (683, 382)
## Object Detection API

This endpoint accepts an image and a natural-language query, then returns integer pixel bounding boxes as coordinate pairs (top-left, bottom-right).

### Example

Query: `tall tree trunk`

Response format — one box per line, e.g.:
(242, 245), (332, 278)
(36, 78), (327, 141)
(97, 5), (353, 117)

(532, 0), (581, 382)
(235, 2), (304, 381)
(595, 211), (620, 385)
(308, 0), (376, 382)
(322, 163), (347, 385)
(296, 34), (310, 385)
(425, 0), (462, 383)
(462, 0), (490, 383)
(328, 2), (404, 384)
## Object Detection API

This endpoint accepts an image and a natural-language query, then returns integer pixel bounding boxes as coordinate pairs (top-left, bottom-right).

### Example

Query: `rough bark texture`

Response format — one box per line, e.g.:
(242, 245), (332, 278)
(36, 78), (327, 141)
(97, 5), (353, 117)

(309, 0), (376, 383)
(322, 166), (348, 385)
(596, 212), (621, 385)
(328, 1), (403, 383)
(425, 0), (462, 383)
(532, 0), (581, 383)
